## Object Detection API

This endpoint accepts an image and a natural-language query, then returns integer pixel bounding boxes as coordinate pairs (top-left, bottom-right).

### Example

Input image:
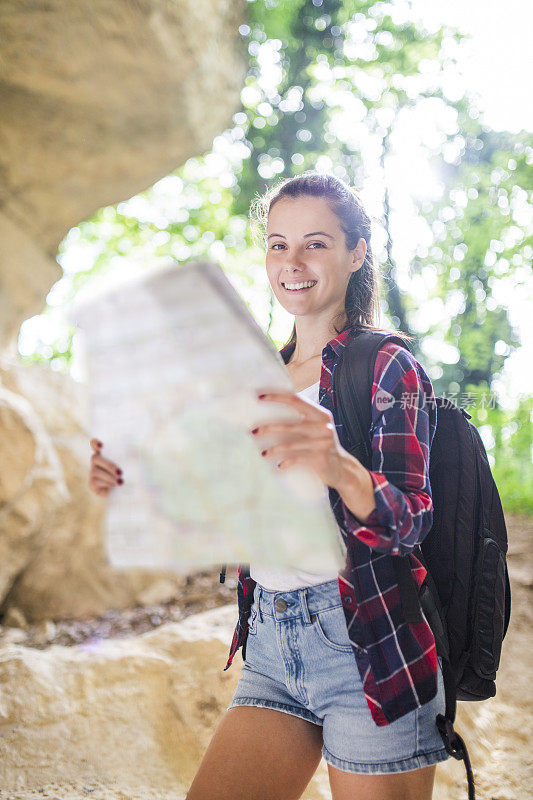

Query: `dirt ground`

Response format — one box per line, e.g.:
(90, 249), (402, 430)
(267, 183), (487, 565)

(0, 569), (237, 652)
(0, 513), (531, 799)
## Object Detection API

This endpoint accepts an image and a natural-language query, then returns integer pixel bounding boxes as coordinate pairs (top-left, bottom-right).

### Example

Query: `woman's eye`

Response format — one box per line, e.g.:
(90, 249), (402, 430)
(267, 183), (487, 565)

(270, 241), (325, 250)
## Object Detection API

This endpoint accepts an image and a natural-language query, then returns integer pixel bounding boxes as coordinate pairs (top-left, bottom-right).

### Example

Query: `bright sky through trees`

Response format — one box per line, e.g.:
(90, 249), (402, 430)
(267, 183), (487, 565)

(411, 0), (533, 134)
(411, 0), (533, 405)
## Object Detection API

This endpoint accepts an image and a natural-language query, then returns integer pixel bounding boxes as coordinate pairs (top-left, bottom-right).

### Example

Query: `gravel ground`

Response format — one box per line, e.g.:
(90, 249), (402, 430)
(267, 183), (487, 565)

(0, 567), (237, 650)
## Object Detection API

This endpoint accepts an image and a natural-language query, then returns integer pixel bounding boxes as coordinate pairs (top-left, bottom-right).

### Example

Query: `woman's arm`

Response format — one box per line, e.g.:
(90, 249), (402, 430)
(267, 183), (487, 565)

(331, 341), (437, 556)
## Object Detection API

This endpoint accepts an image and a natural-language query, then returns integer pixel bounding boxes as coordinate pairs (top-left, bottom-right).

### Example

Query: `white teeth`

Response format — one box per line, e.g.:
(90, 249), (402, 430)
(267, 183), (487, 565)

(282, 281), (317, 290)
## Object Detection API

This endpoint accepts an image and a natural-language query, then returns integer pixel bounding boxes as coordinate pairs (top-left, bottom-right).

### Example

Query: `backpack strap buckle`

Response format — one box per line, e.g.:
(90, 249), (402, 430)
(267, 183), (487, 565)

(436, 714), (462, 757)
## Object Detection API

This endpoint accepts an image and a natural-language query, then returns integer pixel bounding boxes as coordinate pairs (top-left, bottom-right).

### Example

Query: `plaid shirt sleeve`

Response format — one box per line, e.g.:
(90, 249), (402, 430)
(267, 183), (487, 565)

(338, 342), (437, 556)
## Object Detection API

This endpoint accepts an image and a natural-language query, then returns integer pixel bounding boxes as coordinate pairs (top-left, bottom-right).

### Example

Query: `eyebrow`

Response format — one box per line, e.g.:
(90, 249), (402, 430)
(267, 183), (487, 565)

(267, 231), (335, 240)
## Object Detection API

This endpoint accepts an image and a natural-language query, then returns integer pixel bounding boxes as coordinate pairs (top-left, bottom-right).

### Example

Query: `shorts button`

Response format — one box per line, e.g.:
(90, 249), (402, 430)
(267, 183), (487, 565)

(343, 596), (353, 606)
(274, 597), (288, 612)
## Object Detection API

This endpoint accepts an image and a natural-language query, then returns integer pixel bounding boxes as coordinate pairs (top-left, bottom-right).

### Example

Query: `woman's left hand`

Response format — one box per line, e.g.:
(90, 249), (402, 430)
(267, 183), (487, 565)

(250, 391), (351, 491)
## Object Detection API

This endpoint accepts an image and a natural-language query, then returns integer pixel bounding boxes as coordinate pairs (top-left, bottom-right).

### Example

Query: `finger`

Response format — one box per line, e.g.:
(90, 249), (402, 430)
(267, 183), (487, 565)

(90, 476), (122, 493)
(262, 437), (332, 460)
(90, 438), (104, 453)
(91, 453), (122, 478)
(89, 478), (114, 491)
(89, 475), (110, 492)
(277, 453), (325, 470)
(90, 471), (117, 487)
(251, 420), (334, 440)
(91, 466), (121, 486)
(257, 391), (331, 420)
(274, 444), (334, 465)
(253, 428), (332, 457)
(91, 483), (111, 497)
(276, 450), (330, 472)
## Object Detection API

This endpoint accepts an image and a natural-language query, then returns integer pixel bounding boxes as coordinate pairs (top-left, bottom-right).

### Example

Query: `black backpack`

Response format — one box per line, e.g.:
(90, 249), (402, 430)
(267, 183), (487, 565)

(334, 328), (511, 800)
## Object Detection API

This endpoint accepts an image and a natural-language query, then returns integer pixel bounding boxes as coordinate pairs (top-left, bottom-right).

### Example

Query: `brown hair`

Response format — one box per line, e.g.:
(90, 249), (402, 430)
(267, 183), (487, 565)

(249, 171), (415, 349)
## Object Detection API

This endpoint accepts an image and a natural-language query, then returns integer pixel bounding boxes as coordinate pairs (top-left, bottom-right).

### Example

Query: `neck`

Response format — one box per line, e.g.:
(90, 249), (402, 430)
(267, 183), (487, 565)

(290, 311), (348, 364)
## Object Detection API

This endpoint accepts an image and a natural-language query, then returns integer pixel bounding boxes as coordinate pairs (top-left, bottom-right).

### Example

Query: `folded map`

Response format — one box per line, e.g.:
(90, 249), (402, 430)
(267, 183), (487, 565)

(72, 259), (345, 574)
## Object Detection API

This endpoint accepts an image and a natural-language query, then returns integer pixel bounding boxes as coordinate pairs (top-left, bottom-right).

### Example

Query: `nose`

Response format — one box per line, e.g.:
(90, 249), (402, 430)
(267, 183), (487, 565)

(284, 264), (305, 276)
(283, 270), (305, 284)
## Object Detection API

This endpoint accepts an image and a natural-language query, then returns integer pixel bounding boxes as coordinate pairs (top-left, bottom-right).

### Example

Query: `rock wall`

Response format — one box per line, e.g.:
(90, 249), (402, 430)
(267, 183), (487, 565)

(0, 605), (241, 798)
(0, 0), (246, 350)
(0, 359), (194, 622)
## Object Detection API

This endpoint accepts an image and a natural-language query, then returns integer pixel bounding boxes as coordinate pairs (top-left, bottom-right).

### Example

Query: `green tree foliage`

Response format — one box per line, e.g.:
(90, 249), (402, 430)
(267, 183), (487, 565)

(413, 127), (531, 394)
(464, 389), (533, 516)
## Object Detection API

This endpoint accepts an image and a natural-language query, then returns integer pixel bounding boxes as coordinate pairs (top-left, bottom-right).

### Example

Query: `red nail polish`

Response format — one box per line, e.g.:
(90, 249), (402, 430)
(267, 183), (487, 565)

(258, 394), (265, 399)
(251, 428), (258, 434)
(97, 440), (103, 448)
(116, 468), (122, 476)
(261, 450), (267, 456)
(117, 478), (124, 485)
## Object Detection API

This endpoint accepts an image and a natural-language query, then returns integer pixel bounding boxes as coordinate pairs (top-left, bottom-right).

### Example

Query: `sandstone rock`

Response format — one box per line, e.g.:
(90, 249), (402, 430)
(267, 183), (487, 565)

(0, 377), (68, 608)
(0, 627), (27, 646)
(0, 358), (189, 621)
(136, 578), (186, 608)
(0, 605), (240, 797)
(508, 563), (533, 589)
(0, 0), (247, 350)
(2, 607), (28, 630)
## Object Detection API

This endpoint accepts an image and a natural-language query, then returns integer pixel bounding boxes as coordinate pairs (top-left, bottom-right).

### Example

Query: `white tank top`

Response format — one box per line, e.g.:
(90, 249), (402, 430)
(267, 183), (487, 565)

(249, 379), (340, 591)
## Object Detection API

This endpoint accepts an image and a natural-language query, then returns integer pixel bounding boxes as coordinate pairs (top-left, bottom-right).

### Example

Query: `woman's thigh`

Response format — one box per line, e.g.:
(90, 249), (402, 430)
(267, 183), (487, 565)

(328, 762), (437, 800)
(186, 705), (323, 800)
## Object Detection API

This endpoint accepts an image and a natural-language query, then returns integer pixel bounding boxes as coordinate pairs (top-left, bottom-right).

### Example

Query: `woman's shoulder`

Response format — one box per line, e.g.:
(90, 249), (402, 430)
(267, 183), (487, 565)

(346, 328), (419, 372)
(372, 339), (433, 397)
(373, 339), (419, 378)
(369, 339), (437, 442)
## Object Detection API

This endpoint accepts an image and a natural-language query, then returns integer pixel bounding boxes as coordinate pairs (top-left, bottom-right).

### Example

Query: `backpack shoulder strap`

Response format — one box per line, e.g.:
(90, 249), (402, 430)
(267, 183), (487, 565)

(334, 329), (423, 625)
(335, 329), (414, 464)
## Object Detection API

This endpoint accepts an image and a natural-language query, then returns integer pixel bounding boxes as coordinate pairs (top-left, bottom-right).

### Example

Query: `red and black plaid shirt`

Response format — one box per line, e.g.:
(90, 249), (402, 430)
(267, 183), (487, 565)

(224, 326), (438, 726)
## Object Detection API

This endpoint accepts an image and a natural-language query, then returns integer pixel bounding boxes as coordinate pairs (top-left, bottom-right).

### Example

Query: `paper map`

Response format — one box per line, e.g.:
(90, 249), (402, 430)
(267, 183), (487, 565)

(72, 260), (345, 574)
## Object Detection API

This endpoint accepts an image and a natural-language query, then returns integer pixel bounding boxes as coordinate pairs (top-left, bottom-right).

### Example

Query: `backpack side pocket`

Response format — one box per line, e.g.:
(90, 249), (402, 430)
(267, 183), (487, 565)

(471, 534), (507, 681)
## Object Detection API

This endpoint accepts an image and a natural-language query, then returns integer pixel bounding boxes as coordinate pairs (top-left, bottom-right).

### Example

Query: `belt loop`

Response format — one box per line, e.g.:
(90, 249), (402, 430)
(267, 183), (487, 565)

(301, 588), (312, 625)
(258, 586), (263, 622)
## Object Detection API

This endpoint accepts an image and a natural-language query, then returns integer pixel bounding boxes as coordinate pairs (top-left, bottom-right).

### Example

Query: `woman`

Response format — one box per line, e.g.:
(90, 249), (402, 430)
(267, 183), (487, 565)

(89, 172), (449, 800)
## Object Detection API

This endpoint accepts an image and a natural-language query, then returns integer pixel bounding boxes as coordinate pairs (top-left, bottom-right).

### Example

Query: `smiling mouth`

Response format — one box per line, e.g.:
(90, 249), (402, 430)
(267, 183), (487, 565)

(281, 280), (318, 292)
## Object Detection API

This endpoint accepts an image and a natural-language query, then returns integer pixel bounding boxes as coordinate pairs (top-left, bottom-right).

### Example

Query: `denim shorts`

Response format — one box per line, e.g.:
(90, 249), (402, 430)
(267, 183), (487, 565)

(227, 579), (450, 774)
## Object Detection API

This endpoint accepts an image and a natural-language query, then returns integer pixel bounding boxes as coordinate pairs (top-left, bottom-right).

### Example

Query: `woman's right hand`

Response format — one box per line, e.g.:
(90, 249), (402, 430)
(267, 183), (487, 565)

(89, 439), (124, 498)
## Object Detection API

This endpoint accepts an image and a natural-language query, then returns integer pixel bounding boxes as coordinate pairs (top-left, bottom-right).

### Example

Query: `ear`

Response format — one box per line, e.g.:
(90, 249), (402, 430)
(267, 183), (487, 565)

(351, 237), (367, 272)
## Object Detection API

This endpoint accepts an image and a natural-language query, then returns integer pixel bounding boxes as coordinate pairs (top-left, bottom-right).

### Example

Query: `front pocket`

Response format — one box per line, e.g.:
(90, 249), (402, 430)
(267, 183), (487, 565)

(312, 605), (353, 652)
(247, 603), (258, 636)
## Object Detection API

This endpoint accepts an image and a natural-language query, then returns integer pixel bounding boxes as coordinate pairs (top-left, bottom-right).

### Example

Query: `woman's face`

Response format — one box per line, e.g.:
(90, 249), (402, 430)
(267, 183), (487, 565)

(265, 195), (366, 324)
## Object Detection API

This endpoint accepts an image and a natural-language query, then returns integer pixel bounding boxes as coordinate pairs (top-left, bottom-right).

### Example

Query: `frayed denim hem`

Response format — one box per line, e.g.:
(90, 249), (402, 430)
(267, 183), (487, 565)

(227, 697), (322, 727)
(322, 743), (451, 774)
